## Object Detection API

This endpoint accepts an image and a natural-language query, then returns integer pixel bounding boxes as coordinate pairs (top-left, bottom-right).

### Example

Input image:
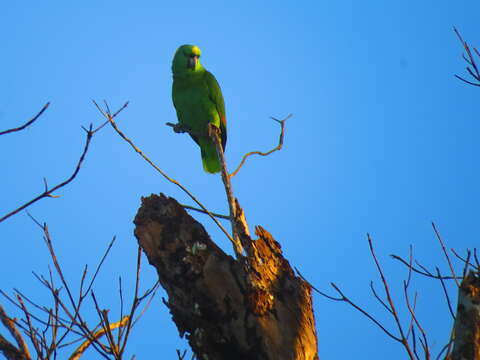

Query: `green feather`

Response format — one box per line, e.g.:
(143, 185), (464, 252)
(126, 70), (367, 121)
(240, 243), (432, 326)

(171, 44), (227, 174)
(199, 138), (222, 173)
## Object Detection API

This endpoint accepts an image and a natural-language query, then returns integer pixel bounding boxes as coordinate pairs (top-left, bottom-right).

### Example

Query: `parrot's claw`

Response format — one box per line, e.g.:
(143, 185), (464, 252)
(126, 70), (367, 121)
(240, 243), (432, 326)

(208, 123), (220, 138)
(173, 123), (187, 133)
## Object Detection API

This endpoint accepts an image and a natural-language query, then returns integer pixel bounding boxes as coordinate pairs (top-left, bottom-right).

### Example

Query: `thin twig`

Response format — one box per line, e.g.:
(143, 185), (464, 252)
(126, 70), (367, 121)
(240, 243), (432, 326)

(435, 339), (453, 360)
(90, 292), (119, 358)
(432, 223), (460, 287)
(118, 247), (142, 357)
(229, 114), (291, 178)
(405, 245), (413, 288)
(0, 103), (50, 136)
(131, 282), (160, 328)
(462, 250), (472, 279)
(118, 277), (124, 346)
(474, 248), (480, 270)
(181, 204), (230, 220)
(17, 295), (42, 358)
(390, 255), (459, 280)
(367, 234), (415, 359)
(450, 248), (474, 277)
(403, 284), (430, 359)
(404, 246), (416, 341)
(294, 267), (342, 301)
(435, 267), (455, 321)
(84, 237), (117, 296)
(454, 27), (480, 86)
(405, 292), (417, 341)
(90, 101), (130, 134)
(370, 281), (393, 315)
(39, 222), (110, 357)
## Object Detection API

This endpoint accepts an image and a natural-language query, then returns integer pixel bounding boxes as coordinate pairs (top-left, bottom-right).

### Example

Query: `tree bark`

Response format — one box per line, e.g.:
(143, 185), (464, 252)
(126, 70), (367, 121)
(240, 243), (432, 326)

(134, 193), (318, 360)
(450, 271), (480, 360)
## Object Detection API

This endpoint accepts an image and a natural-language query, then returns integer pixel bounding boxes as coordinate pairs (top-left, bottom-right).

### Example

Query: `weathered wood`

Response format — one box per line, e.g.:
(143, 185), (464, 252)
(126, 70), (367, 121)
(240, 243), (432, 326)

(134, 193), (318, 360)
(450, 271), (480, 360)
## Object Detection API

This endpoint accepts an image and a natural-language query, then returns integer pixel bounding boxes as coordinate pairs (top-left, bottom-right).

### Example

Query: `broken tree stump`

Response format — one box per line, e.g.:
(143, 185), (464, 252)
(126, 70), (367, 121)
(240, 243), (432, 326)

(133, 193), (318, 360)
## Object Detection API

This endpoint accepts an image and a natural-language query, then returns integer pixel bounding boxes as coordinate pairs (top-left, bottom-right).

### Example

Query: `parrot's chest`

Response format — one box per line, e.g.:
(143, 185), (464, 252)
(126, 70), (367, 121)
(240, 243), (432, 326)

(173, 80), (216, 129)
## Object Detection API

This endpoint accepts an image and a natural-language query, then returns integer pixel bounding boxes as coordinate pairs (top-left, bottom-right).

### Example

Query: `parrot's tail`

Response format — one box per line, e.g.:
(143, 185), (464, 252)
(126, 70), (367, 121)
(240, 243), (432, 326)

(200, 139), (222, 174)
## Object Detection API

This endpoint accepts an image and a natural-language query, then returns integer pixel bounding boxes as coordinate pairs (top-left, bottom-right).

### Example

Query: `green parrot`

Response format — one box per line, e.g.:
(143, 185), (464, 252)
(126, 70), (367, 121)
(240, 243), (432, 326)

(171, 44), (227, 174)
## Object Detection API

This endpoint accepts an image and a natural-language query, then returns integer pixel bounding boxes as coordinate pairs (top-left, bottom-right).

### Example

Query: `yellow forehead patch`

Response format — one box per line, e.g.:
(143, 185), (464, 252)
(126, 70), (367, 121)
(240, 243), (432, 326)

(191, 45), (201, 56)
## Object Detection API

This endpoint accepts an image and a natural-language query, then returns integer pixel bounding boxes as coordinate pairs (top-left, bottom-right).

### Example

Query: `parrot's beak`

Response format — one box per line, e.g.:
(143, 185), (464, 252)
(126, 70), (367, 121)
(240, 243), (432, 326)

(187, 55), (198, 70)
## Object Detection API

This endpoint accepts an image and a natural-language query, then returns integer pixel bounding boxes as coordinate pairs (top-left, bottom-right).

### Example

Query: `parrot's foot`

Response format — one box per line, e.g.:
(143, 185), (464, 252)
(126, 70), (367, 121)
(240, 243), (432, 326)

(208, 123), (220, 138)
(173, 123), (190, 134)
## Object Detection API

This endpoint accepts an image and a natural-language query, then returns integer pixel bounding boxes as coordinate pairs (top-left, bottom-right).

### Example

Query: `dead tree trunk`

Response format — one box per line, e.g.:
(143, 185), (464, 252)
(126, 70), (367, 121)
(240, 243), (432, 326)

(450, 271), (480, 360)
(134, 194), (318, 360)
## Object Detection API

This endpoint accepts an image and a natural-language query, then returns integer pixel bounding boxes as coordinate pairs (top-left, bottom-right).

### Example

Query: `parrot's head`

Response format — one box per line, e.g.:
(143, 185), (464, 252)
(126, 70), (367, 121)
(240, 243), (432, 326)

(172, 44), (203, 76)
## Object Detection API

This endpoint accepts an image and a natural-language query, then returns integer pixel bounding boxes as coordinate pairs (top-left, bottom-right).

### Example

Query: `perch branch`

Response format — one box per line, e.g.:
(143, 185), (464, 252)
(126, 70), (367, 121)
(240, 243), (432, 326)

(208, 123), (243, 257)
(229, 114), (291, 178)
(0, 103), (50, 136)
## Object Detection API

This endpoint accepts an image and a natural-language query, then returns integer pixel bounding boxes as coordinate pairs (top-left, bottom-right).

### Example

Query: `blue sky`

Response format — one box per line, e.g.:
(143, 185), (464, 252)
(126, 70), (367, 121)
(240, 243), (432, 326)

(1, 1), (479, 358)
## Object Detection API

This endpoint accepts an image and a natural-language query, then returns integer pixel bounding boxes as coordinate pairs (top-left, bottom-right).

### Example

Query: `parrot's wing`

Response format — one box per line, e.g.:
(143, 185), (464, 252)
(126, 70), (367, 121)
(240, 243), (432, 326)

(205, 71), (227, 150)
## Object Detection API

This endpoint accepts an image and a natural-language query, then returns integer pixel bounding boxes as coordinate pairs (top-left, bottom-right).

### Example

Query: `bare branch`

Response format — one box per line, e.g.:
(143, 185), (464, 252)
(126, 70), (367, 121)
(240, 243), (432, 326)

(435, 267), (456, 321)
(0, 305), (31, 360)
(229, 114), (291, 178)
(0, 103), (50, 136)
(329, 282), (401, 342)
(208, 123), (244, 257)
(454, 74), (480, 87)
(450, 248), (475, 278)
(0, 126), (93, 224)
(390, 254), (459, 280)
(0, 102), (129, 224)
(118, 247), (142, 357)
(454, 27), (480, 86)
(294, 267), (343, 301)
(403, 285), (430, 358)
(367, 234), (415, 359)
(16, 296), (42, 358)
